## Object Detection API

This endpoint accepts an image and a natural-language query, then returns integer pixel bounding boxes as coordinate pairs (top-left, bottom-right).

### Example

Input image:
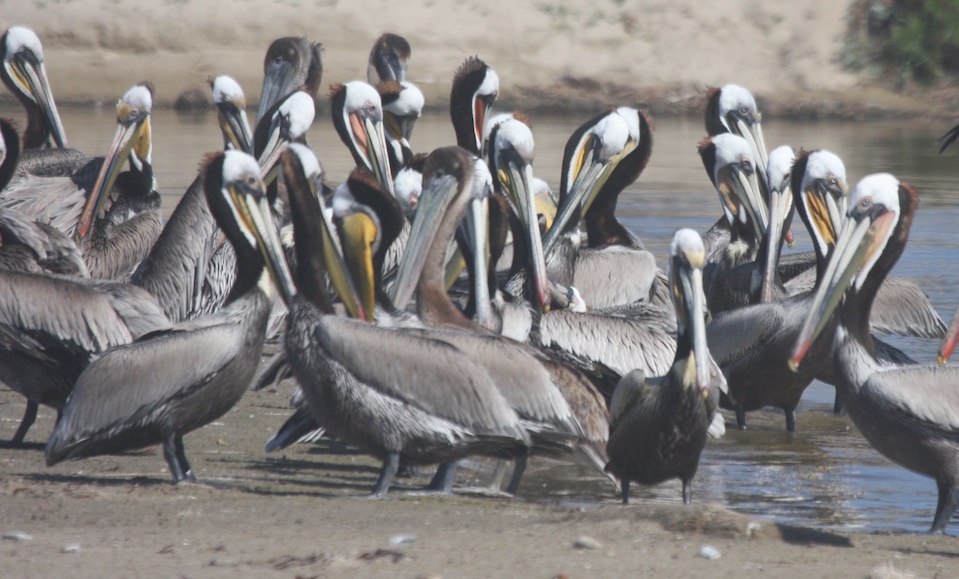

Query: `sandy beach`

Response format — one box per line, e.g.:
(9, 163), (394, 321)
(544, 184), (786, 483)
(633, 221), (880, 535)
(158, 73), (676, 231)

(2, 0), (951, 119)
(3, 2), (959, 577)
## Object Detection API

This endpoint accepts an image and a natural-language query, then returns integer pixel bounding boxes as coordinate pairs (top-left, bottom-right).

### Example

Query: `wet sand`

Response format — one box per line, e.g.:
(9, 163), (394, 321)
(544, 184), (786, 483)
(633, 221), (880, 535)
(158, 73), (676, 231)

(2, 371), (958, 578)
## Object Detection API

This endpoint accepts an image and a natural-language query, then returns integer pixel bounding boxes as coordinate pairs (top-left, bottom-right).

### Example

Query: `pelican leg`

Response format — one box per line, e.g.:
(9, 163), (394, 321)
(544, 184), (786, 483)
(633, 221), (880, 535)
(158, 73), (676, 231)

(427, 460), (460, 492)
(931, 480), (958, 534)
(621, 479), (630, 504)
(832, 392), (845, 416)
(735, 404), (747, 430)
(488, 460), (509, 490)
(11, 401), (39, 445)
(162, 436), (188, 483)
(372, 452), (400, 497)
(682, 480), (692, 505)
(785, 408), (797, 433)
(505, 455), (528, 495)
(173, 436), (196, 483)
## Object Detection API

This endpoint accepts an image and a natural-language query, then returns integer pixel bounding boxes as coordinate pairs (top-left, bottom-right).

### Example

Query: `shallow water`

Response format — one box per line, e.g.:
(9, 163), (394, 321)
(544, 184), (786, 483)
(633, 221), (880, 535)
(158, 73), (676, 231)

(3, 103), (958, 533)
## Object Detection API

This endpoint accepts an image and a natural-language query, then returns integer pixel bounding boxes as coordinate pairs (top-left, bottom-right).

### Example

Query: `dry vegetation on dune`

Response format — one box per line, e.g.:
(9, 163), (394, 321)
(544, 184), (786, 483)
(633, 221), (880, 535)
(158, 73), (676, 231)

(5, 0), (940, 118)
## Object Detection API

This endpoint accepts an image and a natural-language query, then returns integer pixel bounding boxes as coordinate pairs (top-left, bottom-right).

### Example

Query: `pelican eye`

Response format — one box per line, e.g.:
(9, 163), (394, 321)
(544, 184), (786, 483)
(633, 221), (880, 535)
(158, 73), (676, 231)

(859, 197), (872, 209)
(245, 175), (258, 186)
(739, 105), (749, 115)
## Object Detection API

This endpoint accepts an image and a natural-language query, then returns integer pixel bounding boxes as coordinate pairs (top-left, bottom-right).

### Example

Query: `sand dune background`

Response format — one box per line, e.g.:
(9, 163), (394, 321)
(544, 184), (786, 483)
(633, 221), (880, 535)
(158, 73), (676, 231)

(3, 0), (867, 112)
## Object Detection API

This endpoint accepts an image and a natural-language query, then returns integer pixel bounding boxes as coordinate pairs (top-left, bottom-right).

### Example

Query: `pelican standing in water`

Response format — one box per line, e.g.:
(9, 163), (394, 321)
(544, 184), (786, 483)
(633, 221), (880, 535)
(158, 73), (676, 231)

(0, 26), (68, 150)
(606, 228), (726, 504)
(790, 174), (959, 534)
(266, 144), (530, 496)
(46, 150), (276, 482)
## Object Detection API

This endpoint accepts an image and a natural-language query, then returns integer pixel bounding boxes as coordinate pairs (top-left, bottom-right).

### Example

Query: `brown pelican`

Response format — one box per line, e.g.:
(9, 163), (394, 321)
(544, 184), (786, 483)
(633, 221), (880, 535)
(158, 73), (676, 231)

(486, 117), (676, 401)
(704, 84), (768, 178)
(706, 150), (915, 431)
(543, 107), (664, 310)
(131, 76), (256, 323)
(606, 229), (726, 504)
(45, 150), (276, 483)
(699, 133), (769, 314)
(211, 75), (253, 155)
(1, 82), (162, 281)
(790, 173), (959, 534)
(449, 56), (499, 156)
(0, 26), (68, 149)
(367, 32), (411, 85)
(330, 81), (394, 196)
(256, 36), (322, 124)
(266, 144), (530, 496)
(389, 145), (608, 492)
(0, 118), (87, 276)
(378, 80), (424, 175)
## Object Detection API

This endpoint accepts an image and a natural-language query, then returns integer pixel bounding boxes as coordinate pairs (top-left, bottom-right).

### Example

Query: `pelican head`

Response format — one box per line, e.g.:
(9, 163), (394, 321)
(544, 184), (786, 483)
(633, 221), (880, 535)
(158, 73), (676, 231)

(367, 32), (411, 85)
(256, 36), (323, 123)
(759, 144), (796, 302)
(76, 82), (154, 241)
(0, 26), (68, 148)
(331, 81), (394, 196)
(390, 146), (475, 311)
(791, 149), (848, 261)
(393, 153), (426, 219)
(790, 174), (910, 370)
(380, 80), (424, 144)
(488, 116), (551, 312)
(450, 56), (499, 155)
(699, 133), (768, 245)
(670, 228), (711, 394)
(254, 90), (315, 187)
(706, 84), (767, 171)
(545, 106), (642, 252)
(202, 150), (288, 300)
(210, 75), (253, 155)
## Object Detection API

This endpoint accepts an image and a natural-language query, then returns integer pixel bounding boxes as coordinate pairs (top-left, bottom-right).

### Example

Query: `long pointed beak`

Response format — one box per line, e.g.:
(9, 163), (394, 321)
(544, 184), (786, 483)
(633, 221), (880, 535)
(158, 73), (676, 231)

(232, 180), (297, 304)
(729, 111), (768, 173)
(7, 58), (68, 148)
(256, 116), (287, 187)
(75, 114), (148, 240)
(256, 60), (295, 124)
(218, 104), (254, 155)
(390, 172), (457, 310)
(789, 216), (878, 370)
(544, 134), (617, 252)
(462, 195), (494, 330)
(500, 157), (551, 311)
(760, 185), (786, 303)
(718, 162), (768, 241)
(676, 256), (711, 394)
(803, 181), (847, 256)
(938, 307), (959, 365)
(339, 211), (378, 321)
(318, 204), (368, 322)
(350, 112), (395, 196)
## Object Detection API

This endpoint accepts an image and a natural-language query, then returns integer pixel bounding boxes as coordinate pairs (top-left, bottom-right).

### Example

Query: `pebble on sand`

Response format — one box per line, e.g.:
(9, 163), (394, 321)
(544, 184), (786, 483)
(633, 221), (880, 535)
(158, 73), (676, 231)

(61, 544), (81, 554)
(3, 531), (33, 542)
(573, 536), (602, 550)
(698, 545), (721, 560)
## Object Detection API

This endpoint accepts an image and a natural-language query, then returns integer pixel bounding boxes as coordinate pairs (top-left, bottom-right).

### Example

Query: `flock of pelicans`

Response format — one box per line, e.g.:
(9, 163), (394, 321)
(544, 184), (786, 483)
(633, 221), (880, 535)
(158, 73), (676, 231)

(2, 25), (959, 535)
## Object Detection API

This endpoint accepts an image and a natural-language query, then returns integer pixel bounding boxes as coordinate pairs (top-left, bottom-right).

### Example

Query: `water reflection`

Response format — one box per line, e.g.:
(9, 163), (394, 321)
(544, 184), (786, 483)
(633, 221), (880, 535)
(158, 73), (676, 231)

(2, 104), (956, 533)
